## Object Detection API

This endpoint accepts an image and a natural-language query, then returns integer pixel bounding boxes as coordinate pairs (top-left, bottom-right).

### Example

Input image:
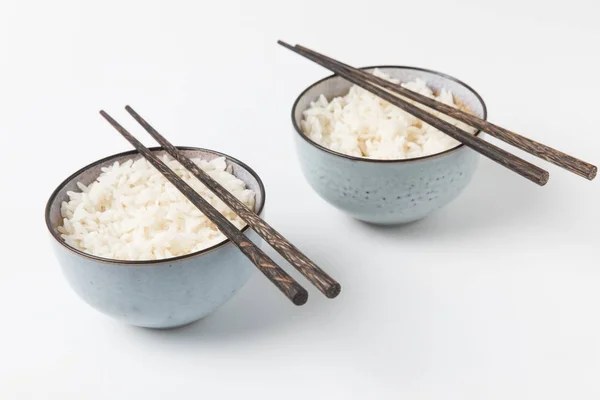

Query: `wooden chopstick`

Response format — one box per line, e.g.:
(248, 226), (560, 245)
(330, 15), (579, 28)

(124, 105), (341, 298)
(278, 41), (550, 186)
(296, 44), (597, 181)
(99, 110), (309, 306)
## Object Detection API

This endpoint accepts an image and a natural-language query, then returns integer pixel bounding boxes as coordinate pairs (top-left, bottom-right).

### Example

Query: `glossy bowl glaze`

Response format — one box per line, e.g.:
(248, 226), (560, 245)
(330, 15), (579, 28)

(292, 66), (487, 225)
(45, 147), (265, 329)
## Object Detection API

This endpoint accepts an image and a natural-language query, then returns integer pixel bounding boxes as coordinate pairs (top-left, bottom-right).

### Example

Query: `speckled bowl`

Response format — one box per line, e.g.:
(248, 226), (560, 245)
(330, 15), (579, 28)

(45, 147), (265, 329)
(292, 66), (487, 225)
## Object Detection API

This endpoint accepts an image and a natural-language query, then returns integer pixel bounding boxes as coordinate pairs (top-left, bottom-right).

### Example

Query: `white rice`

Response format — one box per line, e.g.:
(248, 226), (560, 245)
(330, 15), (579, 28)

(57, 156), (255, 261)
(301, 68), (477, 160)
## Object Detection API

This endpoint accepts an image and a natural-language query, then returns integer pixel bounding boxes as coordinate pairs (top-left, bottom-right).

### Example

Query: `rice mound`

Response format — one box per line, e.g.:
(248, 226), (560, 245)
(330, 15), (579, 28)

(300, 68), (477, 160)
(57, 155), (255, 261)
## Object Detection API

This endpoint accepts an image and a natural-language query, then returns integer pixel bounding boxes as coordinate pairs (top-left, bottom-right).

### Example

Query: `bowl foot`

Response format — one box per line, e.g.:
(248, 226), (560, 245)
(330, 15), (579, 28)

(352, 214), (429, 226)
(130, 317), (206, 330)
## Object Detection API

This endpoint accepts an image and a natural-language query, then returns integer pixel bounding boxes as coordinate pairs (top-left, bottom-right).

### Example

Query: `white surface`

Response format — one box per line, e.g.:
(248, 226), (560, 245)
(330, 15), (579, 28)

(1, 0), (599, 398)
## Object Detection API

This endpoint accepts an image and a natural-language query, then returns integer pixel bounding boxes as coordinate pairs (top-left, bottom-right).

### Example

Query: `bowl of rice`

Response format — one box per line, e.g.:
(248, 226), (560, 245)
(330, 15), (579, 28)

(45, 147), (265, 329)
(292, 66), (487, 225)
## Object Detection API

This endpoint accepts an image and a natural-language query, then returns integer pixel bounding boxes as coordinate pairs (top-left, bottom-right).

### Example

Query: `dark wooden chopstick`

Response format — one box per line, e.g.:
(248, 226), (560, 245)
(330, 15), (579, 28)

(124, 105), (341, 298)
(99, 110), (308, 306)
(296, 44), (597, 181)
(278, 41), (550, 186)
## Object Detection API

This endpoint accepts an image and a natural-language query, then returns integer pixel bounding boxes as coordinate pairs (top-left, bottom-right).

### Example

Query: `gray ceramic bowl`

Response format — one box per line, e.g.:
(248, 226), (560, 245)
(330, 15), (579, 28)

(292, 66), (487, 225)
(45, 147), (265, 329)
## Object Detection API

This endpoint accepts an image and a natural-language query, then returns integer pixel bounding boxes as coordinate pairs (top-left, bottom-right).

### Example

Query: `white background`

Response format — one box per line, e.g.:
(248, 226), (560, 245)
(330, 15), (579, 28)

(1, 0), (599, 398)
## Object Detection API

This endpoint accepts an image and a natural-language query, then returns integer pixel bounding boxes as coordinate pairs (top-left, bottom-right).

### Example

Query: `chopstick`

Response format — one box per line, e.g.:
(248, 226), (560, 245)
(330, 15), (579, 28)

(295, 44), (597, 181)
(99, 110), (309, 306)
(124, 105), (341, 298)
(278, 41), (550, 186)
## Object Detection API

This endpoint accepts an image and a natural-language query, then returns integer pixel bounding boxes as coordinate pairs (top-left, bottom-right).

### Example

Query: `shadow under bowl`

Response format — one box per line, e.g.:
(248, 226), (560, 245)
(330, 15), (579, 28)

(291, 66), (487, 225)
(45, 147), (266, 329)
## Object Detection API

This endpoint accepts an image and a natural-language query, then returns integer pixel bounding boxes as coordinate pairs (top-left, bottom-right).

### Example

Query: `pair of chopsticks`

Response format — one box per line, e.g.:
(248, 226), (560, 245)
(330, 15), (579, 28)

(278, 41), (597, 185)
(100, 106), (340, 305)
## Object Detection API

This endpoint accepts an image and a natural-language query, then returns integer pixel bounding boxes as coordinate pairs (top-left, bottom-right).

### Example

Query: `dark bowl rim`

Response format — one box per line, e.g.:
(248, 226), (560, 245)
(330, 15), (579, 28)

(291, 65), (488, 163)
(44, 146), (267, 266)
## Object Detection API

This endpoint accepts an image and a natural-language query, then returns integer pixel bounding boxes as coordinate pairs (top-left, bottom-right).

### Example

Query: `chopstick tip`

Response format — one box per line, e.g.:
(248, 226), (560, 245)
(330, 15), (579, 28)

(277, 40), (294, 50)
(588, 166), (597, 180)
(540, 171), (550, 186)
(99, 110), (111, 121)
(293, 289), (309, 306)
(326, 283), (342, 299)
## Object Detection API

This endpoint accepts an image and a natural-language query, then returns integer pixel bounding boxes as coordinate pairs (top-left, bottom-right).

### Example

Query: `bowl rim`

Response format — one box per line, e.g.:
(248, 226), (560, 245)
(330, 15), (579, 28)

(291, 65), (488, 163)
(44, 146), (267, 266)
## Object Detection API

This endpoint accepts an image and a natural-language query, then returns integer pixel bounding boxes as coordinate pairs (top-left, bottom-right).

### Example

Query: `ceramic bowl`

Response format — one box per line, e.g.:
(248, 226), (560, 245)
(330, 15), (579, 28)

(292, 66), (487, 225)
(45, 147), (265, 329)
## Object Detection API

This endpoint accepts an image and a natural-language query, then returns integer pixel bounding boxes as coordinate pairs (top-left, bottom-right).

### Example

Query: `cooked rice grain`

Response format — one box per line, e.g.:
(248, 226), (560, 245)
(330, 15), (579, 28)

(301, 69), (477, 160)
(58, 156), (255, 261)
